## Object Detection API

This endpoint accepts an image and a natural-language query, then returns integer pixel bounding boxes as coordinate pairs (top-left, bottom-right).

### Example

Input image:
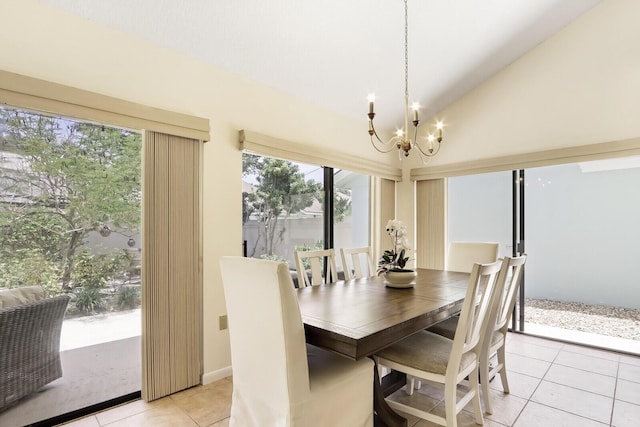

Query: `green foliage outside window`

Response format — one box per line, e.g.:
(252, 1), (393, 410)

(0, 106), (141, 309)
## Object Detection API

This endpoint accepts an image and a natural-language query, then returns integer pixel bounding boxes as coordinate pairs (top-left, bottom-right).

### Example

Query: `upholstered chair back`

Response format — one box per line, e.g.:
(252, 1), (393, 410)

(220, 257), (309, 424)
(446, 241), (499, 273)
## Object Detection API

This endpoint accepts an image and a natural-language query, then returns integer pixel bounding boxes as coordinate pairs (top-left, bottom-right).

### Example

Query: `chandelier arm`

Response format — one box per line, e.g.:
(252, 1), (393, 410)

(370, 120), (400, 153)
(369, 120), (399, 153)
(415, 147), (433, 165)
(414, 138), (442, 158)
(370, 134), (400, 154)
(368, 120), (388, 146)
(411, 125), (419, 150)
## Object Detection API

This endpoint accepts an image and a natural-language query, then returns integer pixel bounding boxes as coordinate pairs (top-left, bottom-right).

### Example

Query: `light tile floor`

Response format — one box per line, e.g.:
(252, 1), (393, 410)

(61, 332), (640, 427)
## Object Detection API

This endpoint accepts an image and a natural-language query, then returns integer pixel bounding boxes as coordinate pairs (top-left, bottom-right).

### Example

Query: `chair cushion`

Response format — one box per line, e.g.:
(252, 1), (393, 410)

(0, 286), (46, 309)
(490, 330), (504, 347)
(427, 316), (458, 340)
(376, 330), (476, 376)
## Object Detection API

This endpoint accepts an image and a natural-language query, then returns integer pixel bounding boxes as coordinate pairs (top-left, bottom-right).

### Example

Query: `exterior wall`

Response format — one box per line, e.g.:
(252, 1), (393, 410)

(448, 164), (640, 310)
(243, 216), (357, 270)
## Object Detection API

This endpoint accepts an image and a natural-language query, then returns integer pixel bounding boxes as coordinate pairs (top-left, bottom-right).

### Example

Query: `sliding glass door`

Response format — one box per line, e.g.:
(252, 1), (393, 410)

(447, 158), (640, 352)
(524, 159), (640, 350)
(0, 106), (141, 426)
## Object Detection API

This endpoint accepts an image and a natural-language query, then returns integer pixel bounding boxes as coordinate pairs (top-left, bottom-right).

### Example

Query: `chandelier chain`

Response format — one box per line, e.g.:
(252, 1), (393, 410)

(404, 0), (409, 100)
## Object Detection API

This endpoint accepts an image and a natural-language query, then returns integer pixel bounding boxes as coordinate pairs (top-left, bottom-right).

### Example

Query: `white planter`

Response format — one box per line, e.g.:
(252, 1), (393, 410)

(384, 269), (416, 288)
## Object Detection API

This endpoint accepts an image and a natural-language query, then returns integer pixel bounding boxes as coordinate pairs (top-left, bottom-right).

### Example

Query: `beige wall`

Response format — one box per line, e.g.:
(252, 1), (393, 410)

(2, 0), (639, 381)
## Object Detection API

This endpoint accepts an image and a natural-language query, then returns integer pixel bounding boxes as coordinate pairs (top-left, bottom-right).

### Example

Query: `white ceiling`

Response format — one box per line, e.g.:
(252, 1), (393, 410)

(39, 0), (601, 130)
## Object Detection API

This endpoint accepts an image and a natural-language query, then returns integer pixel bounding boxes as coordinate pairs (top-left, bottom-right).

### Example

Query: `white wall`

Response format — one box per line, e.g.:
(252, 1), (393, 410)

(0, 0), (389, 382)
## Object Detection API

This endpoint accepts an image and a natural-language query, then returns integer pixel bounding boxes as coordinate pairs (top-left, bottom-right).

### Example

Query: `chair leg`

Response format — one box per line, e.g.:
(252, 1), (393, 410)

(480, 353), (493, 415)
(470, 366), (484, 425)
(406, 375), (415, 395)
(444, 381), (459, 427)
(497, 345), (509, 393)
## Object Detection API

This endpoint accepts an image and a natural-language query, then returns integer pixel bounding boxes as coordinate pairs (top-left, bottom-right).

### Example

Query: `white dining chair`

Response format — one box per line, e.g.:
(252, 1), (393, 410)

(340, 247), (375, 280)
(426, 255), (527, 415)
(446, 241), (499, 273)
(295, 248), (338, 287)
(424, 241), (500, 369)
(220, 256), (374, 427)
(480, 254), (526, 414)
(375, 260), (502, 427)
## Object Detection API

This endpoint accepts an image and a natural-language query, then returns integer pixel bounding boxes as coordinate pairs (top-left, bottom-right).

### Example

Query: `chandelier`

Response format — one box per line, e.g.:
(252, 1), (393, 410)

(368, 0), (444, 161)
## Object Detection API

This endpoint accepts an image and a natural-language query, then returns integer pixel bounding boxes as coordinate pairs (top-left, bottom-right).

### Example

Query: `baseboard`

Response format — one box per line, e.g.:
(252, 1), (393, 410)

(203, 365), (232, 385)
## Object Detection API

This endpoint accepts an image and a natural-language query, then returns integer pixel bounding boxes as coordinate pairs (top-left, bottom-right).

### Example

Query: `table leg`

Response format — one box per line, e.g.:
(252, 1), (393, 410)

(371, 357), (407, 427)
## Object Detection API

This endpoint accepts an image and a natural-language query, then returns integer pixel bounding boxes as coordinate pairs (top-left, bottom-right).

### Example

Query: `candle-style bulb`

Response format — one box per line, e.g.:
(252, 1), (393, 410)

(367, 94), (376, 115)
(436, 121), (443, 141)
(411, 102), (419, 122)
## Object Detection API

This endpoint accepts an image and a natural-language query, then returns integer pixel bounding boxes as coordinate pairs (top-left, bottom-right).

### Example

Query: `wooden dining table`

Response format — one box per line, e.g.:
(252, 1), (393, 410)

(297, 268), (470, 427)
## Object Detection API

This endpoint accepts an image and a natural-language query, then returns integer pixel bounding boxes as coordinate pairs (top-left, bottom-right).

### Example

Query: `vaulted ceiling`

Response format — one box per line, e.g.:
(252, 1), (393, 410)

(39, 0), (601, 130)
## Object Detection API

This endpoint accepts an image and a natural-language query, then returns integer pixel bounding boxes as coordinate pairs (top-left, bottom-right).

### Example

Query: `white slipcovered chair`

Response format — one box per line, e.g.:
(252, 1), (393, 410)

(220, 256), (374, 427)
(375, 261), (502, 427)
(340, 247), (375, 280)
(446, 241), (499, 273)
(295, 248), (338, 287)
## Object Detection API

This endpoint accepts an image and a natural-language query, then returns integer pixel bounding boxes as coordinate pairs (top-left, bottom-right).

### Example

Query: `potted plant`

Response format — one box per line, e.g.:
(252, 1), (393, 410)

(378, 219), (416, 287)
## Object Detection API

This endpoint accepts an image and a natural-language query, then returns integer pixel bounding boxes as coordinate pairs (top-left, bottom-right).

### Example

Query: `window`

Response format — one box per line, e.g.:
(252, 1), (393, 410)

(242, 153), (370, 275)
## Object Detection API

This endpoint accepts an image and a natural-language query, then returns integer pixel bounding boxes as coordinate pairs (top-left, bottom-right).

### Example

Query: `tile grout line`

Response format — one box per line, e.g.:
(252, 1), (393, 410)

(530, 340), (620, 426)
(610, 361), (620, 427)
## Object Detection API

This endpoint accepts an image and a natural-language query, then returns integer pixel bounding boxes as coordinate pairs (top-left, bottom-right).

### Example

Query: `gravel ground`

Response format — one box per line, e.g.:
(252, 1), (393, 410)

(524, 298), (640, 341)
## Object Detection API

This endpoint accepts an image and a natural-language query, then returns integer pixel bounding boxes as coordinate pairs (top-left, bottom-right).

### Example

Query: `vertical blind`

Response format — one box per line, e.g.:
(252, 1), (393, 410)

(373, 178), (397, 258)
(142, 131), (203, 401)
(416, 179), (447, 270)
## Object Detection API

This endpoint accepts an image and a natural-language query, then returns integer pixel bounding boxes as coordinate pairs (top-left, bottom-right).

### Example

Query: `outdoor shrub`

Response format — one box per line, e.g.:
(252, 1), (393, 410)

(73, 286), (104, 314)
(71, 250), (131, 290)
(117, 285), (140, 310)
(259, 253), (289, 265)
(0, 249), (61, 295)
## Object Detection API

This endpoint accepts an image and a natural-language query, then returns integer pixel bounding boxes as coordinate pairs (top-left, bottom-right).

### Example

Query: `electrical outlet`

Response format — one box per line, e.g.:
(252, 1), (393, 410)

(219, 315), (228, 330)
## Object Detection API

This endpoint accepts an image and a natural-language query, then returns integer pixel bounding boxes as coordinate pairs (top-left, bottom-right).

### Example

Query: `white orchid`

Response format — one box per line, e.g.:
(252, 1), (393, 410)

(379, 219), (411, 272)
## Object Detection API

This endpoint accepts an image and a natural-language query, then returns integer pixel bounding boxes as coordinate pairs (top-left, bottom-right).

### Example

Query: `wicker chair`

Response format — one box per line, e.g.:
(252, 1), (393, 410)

(0, 294), (70, 411)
